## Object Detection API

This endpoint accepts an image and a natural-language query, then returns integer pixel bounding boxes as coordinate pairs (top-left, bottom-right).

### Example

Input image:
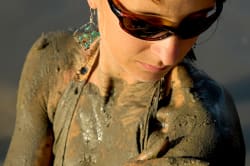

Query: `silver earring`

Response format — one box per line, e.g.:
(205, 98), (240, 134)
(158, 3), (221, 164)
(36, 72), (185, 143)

(73, 8), (100, 50)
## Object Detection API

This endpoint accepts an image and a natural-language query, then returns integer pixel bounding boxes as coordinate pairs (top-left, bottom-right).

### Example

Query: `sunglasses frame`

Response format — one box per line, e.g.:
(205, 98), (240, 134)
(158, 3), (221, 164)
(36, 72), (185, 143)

(108, 0), (223, 41)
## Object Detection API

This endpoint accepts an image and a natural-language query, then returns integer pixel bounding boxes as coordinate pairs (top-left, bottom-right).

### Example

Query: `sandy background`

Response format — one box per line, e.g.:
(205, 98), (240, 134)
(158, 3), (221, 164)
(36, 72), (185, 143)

(0, 0), (249, 165)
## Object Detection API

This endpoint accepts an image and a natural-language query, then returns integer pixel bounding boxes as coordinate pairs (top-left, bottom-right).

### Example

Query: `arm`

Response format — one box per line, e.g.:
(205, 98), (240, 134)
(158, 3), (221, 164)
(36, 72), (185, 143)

(4, 34), (54, 165)
(216, 88), (245, 165)
(4, 31), (82, 166)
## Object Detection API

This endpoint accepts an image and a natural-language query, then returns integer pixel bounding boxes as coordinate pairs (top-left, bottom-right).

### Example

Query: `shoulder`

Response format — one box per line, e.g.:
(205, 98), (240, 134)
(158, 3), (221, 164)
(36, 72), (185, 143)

(182, 61), (224, 112)
(25, 30), (99, 80)
(182, 61), (245, 160)
(17, 31), (87, 120)
(172, 60), (243, 138)
(20, 31), (85, 94)
(181, 61), (234, 124)
(182, 61), (238, 121)
(166, 62), (245, 164)
(26, 31), (85, 72)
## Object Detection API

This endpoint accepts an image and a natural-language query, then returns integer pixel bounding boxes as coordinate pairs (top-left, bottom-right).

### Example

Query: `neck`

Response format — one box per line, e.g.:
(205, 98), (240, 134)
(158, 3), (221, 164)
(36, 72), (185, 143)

(87, 39), (171, 97)
(98, 40), (143, 85)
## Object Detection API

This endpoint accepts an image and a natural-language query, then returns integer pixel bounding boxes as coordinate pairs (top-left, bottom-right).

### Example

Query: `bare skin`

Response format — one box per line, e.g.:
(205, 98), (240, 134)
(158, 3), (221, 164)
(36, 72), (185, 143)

(4, 32), (245, 165)
(88, 0), (202, 84)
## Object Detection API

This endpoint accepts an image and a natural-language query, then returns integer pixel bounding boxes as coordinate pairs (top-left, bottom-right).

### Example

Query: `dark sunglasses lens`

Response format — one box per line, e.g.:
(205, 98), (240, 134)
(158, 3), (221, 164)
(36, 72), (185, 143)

(178, 4), (222, 39)
(121, 16), (216, 40)
(110, 0), (221, 40)
(178, 17), (216, 39)
(120, 17), (170, 40)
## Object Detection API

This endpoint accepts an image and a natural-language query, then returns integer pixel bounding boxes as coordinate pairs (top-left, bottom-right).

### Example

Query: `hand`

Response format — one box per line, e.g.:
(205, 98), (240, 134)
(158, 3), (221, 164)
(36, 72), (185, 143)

(125, 66), (197, 165)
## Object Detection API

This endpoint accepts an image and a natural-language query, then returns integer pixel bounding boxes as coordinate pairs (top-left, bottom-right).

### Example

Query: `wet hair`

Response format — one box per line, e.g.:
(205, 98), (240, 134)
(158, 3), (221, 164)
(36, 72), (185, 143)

(218, 0), (226, 3)
(217, 0), (226, 5)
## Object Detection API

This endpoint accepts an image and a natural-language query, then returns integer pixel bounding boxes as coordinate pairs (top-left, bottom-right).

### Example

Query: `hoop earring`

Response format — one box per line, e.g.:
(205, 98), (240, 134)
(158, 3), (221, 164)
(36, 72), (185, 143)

(73, 8), (100, 50)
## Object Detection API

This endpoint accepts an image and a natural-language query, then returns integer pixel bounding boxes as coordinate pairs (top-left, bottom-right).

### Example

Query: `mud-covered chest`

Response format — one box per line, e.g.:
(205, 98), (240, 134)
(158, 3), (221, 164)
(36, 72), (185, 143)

(53, 81), (157, 166)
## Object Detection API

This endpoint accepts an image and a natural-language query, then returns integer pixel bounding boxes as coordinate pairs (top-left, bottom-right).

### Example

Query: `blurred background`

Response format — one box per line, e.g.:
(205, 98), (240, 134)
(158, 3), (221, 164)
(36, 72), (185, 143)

(0, 0), (249, 165)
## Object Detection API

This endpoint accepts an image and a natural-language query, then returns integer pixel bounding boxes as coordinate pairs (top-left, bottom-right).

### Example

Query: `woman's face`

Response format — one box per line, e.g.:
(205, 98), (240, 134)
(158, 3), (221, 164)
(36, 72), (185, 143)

(88, 0), (216, 84)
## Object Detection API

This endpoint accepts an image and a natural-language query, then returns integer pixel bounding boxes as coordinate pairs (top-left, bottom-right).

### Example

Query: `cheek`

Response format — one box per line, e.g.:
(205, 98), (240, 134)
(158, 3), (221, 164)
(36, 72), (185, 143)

(98, 8), (147, 59)
(97, 1), (148, 55)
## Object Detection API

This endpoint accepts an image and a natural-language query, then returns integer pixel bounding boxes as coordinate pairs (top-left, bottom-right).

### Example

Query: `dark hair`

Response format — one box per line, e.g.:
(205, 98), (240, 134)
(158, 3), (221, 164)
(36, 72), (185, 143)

(217, 0), (226, 4)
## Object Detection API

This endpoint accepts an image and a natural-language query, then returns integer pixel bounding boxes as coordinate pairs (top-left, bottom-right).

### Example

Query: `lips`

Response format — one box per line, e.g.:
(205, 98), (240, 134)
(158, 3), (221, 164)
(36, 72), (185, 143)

(137, 61), (167, 73)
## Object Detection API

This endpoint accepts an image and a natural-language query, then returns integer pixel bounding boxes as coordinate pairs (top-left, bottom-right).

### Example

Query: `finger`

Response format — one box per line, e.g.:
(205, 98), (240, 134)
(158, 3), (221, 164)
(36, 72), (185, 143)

(171, 66), (192, 89)
(136, 133), (169, 161)
(156, 107), (171, 123)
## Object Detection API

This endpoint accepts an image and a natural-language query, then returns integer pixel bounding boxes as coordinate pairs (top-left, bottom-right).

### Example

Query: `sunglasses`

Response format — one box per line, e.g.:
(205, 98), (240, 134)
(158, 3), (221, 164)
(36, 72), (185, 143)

(108, 0), (223, 41)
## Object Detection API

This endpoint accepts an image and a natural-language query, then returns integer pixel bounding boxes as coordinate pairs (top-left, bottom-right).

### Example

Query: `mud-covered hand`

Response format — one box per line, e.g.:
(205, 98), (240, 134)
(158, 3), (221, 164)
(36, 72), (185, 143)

(124, 66), (210, 166)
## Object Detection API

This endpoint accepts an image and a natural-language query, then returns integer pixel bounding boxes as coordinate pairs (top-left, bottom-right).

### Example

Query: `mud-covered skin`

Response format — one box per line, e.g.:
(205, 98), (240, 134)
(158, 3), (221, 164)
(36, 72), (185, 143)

(4, 31), (86, 165)
(4, 32), (245, 166)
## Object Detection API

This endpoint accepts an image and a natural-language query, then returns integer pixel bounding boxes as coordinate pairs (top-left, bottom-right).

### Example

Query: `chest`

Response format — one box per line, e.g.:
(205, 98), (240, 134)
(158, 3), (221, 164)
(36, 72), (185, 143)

(53, 82), (157, 166)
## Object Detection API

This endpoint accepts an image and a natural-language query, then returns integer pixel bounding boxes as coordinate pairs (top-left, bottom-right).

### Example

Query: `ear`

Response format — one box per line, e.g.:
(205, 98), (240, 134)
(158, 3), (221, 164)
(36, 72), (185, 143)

(87, 0), (97, 9)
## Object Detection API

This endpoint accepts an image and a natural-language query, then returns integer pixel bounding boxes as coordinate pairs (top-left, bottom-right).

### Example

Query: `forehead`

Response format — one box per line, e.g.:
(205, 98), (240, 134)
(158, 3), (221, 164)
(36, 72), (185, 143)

(118, 0), (215, 20)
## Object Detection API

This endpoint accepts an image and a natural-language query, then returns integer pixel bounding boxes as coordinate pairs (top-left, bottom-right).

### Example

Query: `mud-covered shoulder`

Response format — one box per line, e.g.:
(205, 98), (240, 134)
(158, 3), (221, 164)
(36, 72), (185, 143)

(18, 31), (85, 122)
(182, 61), (245, 165)
(27, 31), (84, 75)
(182, 61), (236, 130)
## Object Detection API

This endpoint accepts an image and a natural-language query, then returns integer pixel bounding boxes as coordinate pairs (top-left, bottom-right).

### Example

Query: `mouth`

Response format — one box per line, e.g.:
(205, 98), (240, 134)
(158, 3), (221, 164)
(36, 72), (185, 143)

(137, 61), (168, 73)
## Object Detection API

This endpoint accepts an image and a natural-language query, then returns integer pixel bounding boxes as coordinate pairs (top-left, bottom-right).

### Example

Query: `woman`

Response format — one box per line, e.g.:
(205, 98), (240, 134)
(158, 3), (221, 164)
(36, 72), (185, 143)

(4, 0), (245, 165)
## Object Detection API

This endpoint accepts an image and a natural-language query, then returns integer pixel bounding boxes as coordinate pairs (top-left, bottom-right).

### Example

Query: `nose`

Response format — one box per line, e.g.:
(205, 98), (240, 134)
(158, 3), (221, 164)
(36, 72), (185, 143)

(150, 36), (181, 66)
